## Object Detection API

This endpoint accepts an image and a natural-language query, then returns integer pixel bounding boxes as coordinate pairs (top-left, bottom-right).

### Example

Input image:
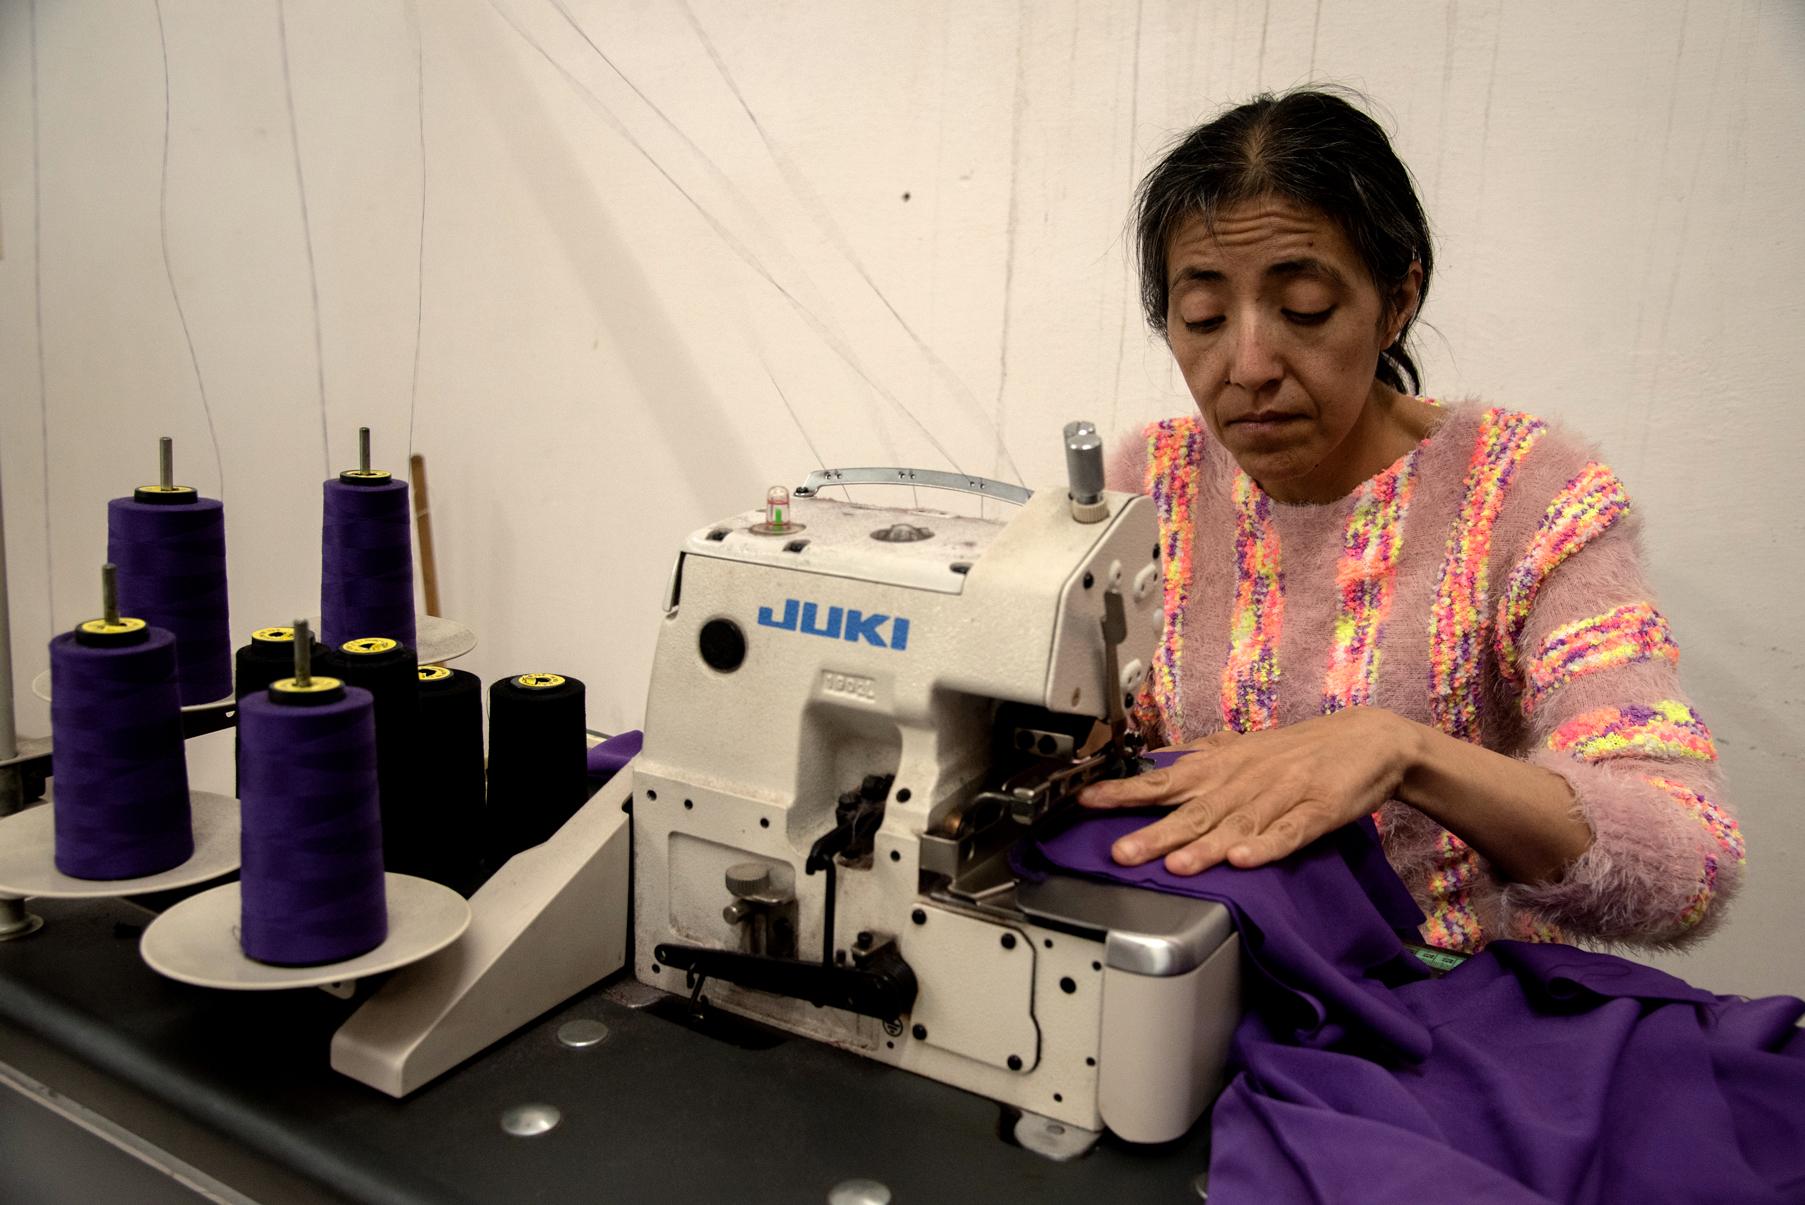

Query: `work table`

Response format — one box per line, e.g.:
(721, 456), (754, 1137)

(0, 895), (1213, 1203)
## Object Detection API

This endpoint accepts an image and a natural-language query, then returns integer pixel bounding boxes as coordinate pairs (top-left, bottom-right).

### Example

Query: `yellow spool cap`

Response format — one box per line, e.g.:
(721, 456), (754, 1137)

(251, 626), (295, 643)
(136, 483), (197, 496)
(418, 665), (452, 682)
(341, 637), (400, 656)
(74, 613), (151, 648)
(514, 673), (566, 690)
(79, 617), (147, 638)
(339, 469), (392, 482)
(270, 675), (344, 695)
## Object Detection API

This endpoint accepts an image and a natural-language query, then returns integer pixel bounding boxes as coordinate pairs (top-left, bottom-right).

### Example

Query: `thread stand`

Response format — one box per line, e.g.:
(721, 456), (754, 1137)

(0, 757), (44, 941)
(30, 668), (235, 714)
(0, 446), (43, 940)
(139, 872), (471, 991)
(0, 790), (241, 899)
(0, 897), (42, 940)
(0, 735), (53, 811)
(330, 769), (631, 1098)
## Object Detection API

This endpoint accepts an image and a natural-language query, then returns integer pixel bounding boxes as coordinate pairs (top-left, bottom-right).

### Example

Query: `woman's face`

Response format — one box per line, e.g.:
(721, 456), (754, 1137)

(1164, 196), (1417, 501)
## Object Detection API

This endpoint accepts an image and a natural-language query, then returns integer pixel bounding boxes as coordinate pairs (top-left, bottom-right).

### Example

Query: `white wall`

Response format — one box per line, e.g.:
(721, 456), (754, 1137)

(2, 0), (1800, 998)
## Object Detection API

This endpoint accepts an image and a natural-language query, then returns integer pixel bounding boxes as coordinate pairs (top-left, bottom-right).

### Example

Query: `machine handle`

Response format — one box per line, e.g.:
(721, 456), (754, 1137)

(793, 468), (1032, 507)
(653, 941), (919, 1024)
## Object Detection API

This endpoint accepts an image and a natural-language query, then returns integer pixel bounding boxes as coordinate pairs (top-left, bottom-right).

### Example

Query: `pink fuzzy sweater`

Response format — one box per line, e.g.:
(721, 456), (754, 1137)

(1107, 401), (1741, 952)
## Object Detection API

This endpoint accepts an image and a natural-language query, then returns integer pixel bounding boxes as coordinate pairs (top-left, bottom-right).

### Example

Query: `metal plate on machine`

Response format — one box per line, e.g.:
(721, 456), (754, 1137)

(1015, 875), (1233, 976)
(686, 498), (1005, 596)
(903, 906), (1039, 1072)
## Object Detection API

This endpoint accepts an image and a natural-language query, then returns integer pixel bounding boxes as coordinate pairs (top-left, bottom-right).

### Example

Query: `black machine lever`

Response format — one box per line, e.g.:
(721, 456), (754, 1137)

(653, 940), (918, 1025)
(804, 773), (893, 965)
(1101, 586), (1131, 753)
(806, 773), (892, 873)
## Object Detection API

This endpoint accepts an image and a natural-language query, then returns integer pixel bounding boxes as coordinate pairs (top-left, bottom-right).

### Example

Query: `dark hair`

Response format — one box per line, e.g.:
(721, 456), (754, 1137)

(1133, 88), (1432, 395)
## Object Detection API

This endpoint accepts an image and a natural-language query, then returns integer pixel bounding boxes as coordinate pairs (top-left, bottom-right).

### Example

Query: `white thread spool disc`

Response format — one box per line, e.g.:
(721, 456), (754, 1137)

(0, 790), (240, 899)
(139, 873), (470, 990)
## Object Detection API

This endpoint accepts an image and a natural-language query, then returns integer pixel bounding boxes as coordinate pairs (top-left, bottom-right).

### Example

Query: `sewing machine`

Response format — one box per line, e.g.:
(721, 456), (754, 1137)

(333, 423), (1240, 1158)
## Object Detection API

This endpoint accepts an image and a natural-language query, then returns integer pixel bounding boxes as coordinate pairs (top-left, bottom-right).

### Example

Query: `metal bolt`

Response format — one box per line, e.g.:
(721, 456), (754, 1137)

(1007, 1054), (1023, 1071)
(828, 1179), (893, 1205)
(871, 523), (932, 544)
(359, 426), (372, 474)
(1000, 933), (1016, 950)
(725, 861), (773, 896)
(292, 618), (313, 686)
(556, 1020), (610, 1048)
(911, 1023), (927, 1040)
(854, 931), (873, 950)
(911, 908), (926, 926)
(101, 563), (119, 626)
(500, 1103), (561, 1136)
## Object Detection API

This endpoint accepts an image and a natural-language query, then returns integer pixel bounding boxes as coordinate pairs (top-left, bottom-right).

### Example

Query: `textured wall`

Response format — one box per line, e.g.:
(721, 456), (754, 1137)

(2, 0), (1800, 996)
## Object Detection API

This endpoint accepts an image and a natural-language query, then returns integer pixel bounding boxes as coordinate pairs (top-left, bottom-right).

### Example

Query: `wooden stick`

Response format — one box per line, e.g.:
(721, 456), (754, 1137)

(410, 453), (440, 618)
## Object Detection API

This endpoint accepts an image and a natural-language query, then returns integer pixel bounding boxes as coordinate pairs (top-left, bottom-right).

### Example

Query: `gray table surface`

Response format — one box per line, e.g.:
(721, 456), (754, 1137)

(0, 895), (1214, 1204)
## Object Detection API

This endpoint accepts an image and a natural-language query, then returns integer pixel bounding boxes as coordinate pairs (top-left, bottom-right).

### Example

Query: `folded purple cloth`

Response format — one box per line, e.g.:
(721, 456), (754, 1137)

(1021, 808), (1432, 1058)
(1026, 768), (1805, 1204)
(585, 729), (642, 783)
(1210, 942), (1805, 1205)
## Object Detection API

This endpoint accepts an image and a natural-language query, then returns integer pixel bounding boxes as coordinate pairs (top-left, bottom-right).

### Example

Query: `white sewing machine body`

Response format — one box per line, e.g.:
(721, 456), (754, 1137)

(333, 442), (1242, 1152)
(631, 479), (1242, 1148)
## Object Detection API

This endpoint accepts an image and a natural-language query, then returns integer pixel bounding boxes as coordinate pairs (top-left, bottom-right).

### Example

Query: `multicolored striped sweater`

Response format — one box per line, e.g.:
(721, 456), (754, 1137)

(1108, 401), (1741, 952)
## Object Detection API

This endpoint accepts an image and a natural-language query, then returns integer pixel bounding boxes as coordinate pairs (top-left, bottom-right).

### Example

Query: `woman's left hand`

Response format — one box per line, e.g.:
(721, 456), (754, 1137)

(1076, 707), (1415, 874)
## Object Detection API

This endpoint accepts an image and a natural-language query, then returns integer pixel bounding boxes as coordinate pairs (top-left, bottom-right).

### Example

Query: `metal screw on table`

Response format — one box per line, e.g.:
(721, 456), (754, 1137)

(500, 1103), (561, 1136)
(827, 1178), (891, 1205)
(557, 1020), (610, 1048)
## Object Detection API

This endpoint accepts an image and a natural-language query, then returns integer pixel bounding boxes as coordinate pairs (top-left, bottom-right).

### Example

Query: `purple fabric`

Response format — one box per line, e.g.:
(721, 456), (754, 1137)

(1029, 763), (1805, 1202)
(1023, 810), (1432, 1058)
(1209, 943), (1805, 1205)
(586, 729), (642, 782)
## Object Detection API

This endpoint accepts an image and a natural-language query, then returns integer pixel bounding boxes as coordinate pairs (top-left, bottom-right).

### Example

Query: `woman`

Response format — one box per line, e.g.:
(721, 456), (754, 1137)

(1079, 89), (1740, 952)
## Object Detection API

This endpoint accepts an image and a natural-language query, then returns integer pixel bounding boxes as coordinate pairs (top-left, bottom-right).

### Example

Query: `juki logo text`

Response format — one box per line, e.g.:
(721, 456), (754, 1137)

(756, 599), (912, 651)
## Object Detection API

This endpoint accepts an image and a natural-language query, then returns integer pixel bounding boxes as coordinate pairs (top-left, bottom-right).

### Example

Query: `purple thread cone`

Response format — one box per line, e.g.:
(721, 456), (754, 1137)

(320, 478), (416, 650)
(49, 629), (193, 879)
(238, 689), (388, 966)
(107, 496), (232, 705)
